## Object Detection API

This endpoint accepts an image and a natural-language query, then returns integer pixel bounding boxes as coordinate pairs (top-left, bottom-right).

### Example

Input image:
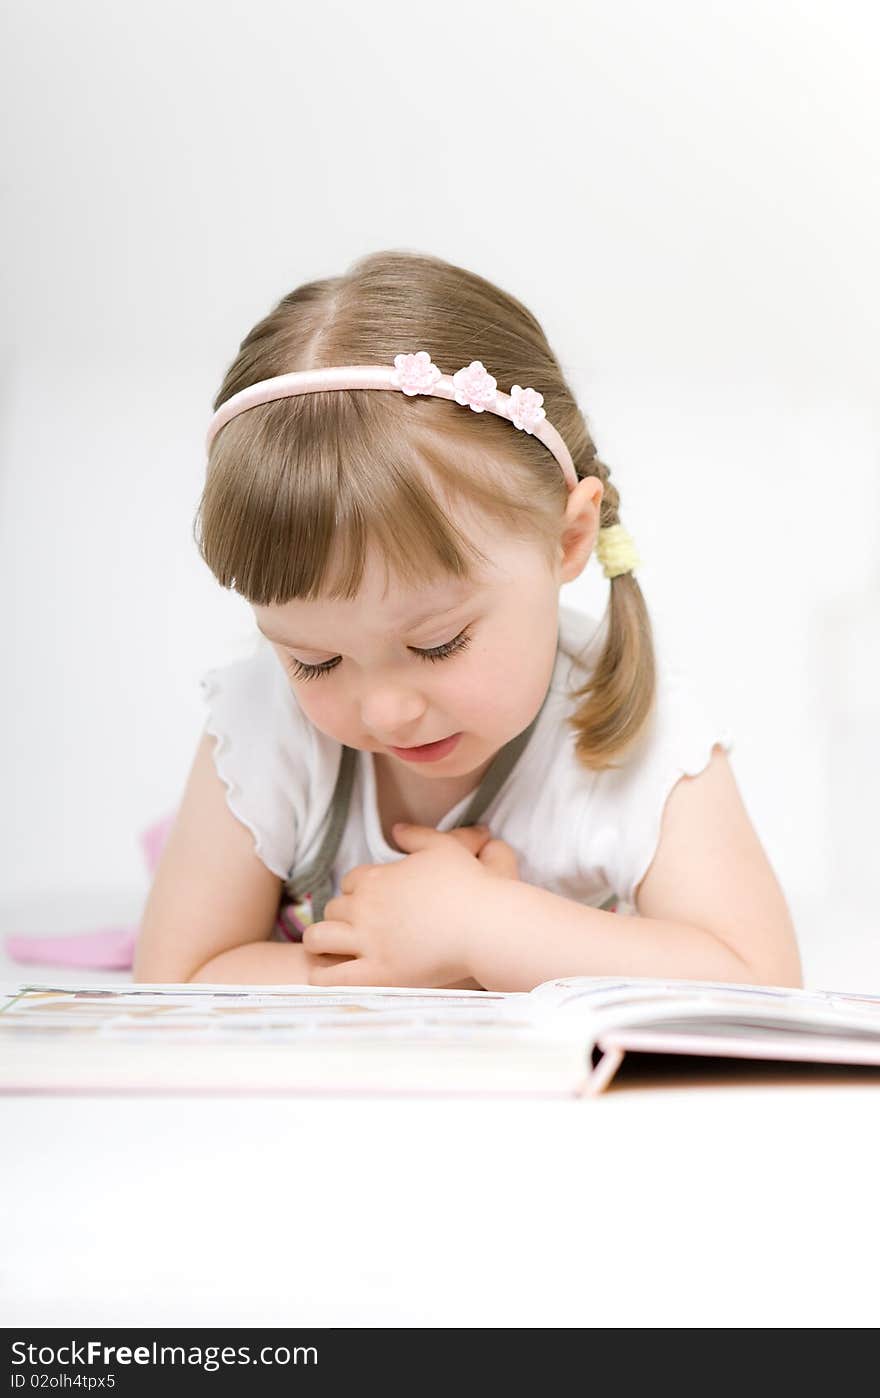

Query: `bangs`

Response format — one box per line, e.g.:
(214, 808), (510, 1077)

(195, 388), (562, 606)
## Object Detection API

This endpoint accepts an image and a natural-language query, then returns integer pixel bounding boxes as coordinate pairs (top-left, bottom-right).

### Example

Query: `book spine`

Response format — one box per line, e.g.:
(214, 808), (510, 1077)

(576, 1043), (626, 1097)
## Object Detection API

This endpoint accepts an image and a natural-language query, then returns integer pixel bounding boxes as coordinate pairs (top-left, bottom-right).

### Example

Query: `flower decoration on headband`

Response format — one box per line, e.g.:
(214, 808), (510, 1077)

(452, 360), (498, 413)
(509, 385), (547, 435)
(390, 350), (443, 396)
(389, 349), (549, 441)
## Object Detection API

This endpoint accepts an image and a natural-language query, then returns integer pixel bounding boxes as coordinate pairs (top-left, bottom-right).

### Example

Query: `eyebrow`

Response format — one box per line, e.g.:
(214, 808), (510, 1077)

(255, 600), (473, 650)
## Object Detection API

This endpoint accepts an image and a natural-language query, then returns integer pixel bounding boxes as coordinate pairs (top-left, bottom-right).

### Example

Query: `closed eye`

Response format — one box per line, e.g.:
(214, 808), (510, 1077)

(283, 627), (474, 683)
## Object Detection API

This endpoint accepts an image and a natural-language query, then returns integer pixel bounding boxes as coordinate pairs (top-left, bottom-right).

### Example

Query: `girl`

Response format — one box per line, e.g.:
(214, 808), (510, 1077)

(133, 249), (802, 992)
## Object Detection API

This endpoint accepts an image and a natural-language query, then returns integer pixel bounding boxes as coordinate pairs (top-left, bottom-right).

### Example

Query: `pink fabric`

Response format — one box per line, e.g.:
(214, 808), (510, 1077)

(4, 814), (176, 970)
(5, 925), (141, 970)
(4, 812), (304, 970)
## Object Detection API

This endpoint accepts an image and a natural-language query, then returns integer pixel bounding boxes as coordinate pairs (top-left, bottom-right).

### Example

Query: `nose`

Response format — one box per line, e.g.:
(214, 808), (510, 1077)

(360, 681), (428, 744)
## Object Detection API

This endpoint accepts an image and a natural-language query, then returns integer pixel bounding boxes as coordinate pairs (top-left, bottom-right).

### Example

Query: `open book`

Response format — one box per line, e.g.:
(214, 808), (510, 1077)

(2, 976), (880, 1097)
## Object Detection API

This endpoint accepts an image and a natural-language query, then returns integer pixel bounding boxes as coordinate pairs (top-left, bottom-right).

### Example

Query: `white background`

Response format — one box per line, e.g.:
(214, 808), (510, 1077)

(2, 1), (879, 986)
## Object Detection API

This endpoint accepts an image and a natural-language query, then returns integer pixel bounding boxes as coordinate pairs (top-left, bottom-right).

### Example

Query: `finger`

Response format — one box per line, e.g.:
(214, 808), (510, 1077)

(308, 957), (385, 987)
(302, 919), (362, 956)
(390, 822), (443, 851)
(445, 826), (493, 856)
(393, 822), (491, 856)
(478, 839), (520, 878)
(305, 951), (353, 971)
(339, 863), (379, 894)
(322, 892), (356, 922)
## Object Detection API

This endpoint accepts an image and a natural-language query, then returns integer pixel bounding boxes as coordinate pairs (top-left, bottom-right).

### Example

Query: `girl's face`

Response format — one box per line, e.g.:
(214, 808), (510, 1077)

(252, 482), (600, 784)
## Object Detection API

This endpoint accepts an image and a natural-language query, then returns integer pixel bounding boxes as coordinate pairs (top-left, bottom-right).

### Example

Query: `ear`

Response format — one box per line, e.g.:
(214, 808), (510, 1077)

(558, 476), (604, 584)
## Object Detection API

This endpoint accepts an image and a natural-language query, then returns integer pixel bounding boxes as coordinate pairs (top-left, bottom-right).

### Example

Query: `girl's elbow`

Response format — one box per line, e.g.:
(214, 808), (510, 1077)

(747, 938), (804, 990)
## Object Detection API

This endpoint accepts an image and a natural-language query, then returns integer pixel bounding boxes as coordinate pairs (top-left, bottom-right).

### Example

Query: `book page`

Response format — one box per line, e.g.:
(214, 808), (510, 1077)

(526, 976), (880, 1040)
(0, 984), (589, 1096)
(0, 982), (550, 1049)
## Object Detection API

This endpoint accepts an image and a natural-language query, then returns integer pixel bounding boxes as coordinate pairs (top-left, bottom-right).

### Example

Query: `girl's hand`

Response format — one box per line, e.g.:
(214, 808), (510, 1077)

(302, 823), (519, 988)
(444, 824), (521, 881)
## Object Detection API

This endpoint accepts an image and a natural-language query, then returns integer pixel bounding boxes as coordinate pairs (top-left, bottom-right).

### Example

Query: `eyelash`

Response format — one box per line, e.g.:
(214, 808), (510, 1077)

(283, 628), (474, 683)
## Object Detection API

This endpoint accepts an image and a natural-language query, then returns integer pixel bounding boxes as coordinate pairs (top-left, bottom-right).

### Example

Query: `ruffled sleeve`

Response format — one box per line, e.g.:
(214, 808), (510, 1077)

(580, 659), (735, 912)
(198, 640), (316, 881)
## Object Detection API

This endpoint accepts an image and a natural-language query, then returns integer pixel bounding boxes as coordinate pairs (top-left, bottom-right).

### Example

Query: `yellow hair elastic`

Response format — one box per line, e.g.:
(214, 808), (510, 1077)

(596, 524), (641, 579)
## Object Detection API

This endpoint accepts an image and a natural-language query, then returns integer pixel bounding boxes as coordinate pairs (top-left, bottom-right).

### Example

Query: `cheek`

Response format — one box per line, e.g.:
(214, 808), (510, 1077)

(444, 632), (556, 728)
(290, 684), (349, 736)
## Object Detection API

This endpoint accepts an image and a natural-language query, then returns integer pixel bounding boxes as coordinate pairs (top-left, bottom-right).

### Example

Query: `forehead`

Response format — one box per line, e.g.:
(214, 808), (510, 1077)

(255, 571), (481, 642)
(252, 517), (550, 644)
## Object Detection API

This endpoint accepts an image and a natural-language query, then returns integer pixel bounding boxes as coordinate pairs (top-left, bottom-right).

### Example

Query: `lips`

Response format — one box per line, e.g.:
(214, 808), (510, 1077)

(388, 732), (462, 764)
(395, 736), (451, 751)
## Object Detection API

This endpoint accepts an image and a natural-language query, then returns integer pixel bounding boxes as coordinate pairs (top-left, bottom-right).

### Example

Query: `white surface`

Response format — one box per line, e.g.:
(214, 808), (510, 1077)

(2, 893), (880, 1328)
(3, 1075), (879, 1328)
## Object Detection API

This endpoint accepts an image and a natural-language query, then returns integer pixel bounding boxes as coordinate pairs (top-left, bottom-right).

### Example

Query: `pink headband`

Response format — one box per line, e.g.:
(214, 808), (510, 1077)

(204, 350), (579, 492)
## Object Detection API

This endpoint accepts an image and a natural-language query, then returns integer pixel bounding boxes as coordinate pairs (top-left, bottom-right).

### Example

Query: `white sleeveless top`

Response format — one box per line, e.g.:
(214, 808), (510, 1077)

(197, 603), (734, 915)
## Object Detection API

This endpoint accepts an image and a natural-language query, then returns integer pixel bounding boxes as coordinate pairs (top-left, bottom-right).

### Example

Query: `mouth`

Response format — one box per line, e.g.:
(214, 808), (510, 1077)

(387, 733), (462, 764)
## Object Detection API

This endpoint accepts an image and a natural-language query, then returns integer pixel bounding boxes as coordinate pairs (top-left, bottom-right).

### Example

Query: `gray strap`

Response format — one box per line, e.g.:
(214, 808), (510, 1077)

(452, 692), (548, 830)
(281, 745), (357, 923)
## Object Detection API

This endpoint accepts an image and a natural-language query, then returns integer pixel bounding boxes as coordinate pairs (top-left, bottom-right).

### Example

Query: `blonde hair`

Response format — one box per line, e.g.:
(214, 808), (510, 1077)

(194, 249), (656, 770)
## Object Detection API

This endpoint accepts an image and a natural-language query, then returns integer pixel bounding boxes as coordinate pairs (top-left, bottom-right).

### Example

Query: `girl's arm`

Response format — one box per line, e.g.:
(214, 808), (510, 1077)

(466, 745), (803, 993)
(188, 941), (484, 988)
(467, 885), (786, 993)
(189, 940), (315, 983)
(133, 730), (290, 983)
